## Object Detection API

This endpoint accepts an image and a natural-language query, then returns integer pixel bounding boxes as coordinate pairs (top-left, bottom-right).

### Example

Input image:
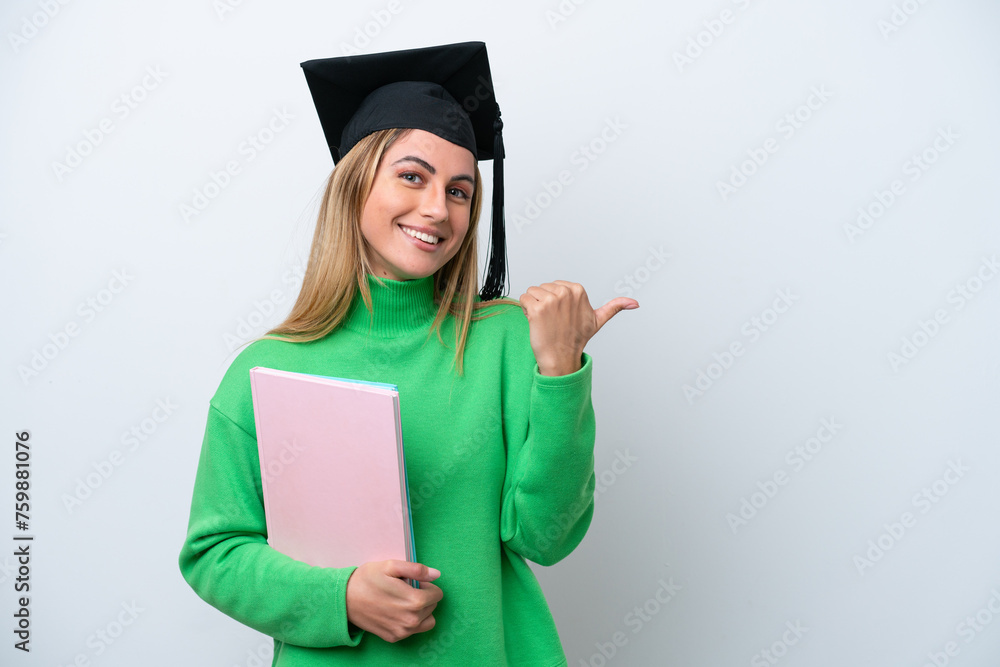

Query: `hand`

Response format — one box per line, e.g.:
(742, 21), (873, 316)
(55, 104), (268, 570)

(345, 560), (443, 643)
(519, 280), (638, 376)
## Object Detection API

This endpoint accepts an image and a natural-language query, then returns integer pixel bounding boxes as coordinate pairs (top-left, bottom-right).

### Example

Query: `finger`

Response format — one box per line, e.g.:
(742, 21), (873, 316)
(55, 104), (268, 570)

(538, 281), (577, 296)
(593, 298), (639, 331)
(415, 613), (438, 634)
(383, 560), (441, 583)
(550, 280), (584, 291)
(414, 581), (444, 604)
(521, 284), (567, 307)
(521, 285), (554, 302)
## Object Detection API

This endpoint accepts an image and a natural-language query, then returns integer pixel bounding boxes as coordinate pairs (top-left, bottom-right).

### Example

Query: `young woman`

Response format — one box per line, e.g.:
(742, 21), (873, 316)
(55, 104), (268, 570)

(179, 42), (637, 666)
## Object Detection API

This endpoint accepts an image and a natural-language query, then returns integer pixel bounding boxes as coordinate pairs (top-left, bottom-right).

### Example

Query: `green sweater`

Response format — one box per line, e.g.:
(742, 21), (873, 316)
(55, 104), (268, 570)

(179, 273), (597, 666)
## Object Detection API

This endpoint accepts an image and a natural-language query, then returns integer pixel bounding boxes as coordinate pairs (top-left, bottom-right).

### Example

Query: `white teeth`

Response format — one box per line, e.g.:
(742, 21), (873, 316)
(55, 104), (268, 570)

(402, 226), (441, 245)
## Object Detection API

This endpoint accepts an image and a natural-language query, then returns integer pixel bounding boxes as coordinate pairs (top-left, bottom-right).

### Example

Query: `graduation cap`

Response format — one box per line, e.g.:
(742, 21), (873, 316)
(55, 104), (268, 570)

(300, 41), (508, 301)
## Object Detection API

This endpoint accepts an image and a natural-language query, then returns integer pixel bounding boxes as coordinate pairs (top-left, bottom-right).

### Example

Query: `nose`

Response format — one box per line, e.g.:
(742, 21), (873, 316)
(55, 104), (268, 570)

(418, 184), (448, 222)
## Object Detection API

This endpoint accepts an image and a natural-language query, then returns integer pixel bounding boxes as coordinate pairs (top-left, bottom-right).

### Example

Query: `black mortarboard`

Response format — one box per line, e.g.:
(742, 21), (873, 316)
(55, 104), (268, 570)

(300, 41), (508, 301)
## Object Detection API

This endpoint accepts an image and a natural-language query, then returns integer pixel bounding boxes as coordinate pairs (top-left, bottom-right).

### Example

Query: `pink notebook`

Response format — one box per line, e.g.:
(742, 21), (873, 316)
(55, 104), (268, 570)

(249, 367), (416, 577)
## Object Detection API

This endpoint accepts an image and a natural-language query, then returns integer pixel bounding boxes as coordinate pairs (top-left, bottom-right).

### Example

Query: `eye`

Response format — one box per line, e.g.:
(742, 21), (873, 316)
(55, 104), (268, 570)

(400, 172), (422, 184)
(448, 186), (471, 200)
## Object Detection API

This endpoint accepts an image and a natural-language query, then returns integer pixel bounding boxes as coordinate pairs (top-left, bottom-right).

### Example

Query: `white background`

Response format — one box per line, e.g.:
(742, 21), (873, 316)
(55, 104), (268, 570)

(2, 0), (999, 665)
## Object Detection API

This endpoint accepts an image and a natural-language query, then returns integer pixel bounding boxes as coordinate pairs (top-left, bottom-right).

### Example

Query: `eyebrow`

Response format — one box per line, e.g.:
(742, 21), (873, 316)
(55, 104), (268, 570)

(392, 155), (475, 185)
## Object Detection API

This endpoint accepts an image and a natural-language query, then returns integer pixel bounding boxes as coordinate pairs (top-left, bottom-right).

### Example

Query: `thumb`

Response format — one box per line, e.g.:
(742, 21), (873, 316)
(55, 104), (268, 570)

(384, 560), (441, 583)
(594, 297), (639, 332)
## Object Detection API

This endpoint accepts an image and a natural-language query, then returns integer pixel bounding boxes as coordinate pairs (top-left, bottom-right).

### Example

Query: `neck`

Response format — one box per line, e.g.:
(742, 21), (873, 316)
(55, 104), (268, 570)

(342, 273), (438, 337)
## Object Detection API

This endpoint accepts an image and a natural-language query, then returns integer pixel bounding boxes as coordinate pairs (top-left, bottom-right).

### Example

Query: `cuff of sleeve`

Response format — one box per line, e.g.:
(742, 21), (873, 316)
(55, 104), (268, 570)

(334, 566), (364, 647)
(532, 352), (592, 388)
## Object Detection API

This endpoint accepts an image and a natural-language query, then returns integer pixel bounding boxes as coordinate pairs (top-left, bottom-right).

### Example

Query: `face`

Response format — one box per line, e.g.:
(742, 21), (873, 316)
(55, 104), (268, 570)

(359, 129), (476, 281)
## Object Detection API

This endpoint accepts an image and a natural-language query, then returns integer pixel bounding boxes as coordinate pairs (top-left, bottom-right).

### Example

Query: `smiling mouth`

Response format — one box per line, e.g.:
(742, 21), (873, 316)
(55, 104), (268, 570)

(400, 225), (442, 245)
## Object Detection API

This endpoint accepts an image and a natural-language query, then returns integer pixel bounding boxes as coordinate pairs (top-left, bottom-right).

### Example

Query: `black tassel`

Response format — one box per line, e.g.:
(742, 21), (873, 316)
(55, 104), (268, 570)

(480, 109), (508, 301)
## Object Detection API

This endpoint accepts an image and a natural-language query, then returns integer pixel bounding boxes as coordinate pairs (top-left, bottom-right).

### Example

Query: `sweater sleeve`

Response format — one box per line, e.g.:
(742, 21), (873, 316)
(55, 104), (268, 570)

(178, 403), (365, 648)
(499, 352), (597, 566)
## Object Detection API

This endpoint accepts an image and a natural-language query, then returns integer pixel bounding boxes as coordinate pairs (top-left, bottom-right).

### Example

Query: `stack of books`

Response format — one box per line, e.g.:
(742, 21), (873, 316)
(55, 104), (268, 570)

(249, 367), (417, 585)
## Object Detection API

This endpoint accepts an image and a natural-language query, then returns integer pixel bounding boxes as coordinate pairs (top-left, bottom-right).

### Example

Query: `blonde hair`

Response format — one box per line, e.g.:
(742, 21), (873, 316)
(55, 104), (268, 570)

(265, 128), (519, 374)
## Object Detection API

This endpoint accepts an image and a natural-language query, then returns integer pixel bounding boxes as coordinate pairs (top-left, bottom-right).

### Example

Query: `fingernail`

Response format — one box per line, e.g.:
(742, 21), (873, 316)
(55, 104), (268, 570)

(428, 567), (441, 578)
(625, 303), (639, 310)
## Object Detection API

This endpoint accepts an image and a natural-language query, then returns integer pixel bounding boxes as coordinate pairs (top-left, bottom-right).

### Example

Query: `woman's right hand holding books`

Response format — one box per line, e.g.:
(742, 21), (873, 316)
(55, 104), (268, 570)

(345, 560), (443, 643)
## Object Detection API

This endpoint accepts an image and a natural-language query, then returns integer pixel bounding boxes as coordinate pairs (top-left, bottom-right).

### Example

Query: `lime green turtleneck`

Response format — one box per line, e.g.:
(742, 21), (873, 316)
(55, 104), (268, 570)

(179, 274), (596, 666)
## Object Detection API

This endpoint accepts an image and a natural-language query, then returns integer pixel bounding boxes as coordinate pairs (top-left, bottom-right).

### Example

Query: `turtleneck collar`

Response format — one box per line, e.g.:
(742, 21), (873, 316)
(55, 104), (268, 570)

(342, 273), (439, 337)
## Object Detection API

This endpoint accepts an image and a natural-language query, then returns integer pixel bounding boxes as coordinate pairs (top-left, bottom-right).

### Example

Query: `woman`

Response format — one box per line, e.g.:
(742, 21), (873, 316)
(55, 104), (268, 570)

(179, 42), (637, 665)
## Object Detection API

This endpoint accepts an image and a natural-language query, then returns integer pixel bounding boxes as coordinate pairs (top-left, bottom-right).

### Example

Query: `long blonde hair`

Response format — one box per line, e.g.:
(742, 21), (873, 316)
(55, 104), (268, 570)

(265, 128), (519, 374)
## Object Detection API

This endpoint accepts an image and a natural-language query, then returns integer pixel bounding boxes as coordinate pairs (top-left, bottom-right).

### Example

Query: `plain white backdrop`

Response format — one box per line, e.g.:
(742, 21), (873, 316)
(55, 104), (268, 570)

(2, 0), (999, 665)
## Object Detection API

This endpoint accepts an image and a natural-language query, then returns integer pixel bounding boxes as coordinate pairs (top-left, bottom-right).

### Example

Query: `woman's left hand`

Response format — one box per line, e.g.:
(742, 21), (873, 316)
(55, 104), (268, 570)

(519, 280), (639, 376)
